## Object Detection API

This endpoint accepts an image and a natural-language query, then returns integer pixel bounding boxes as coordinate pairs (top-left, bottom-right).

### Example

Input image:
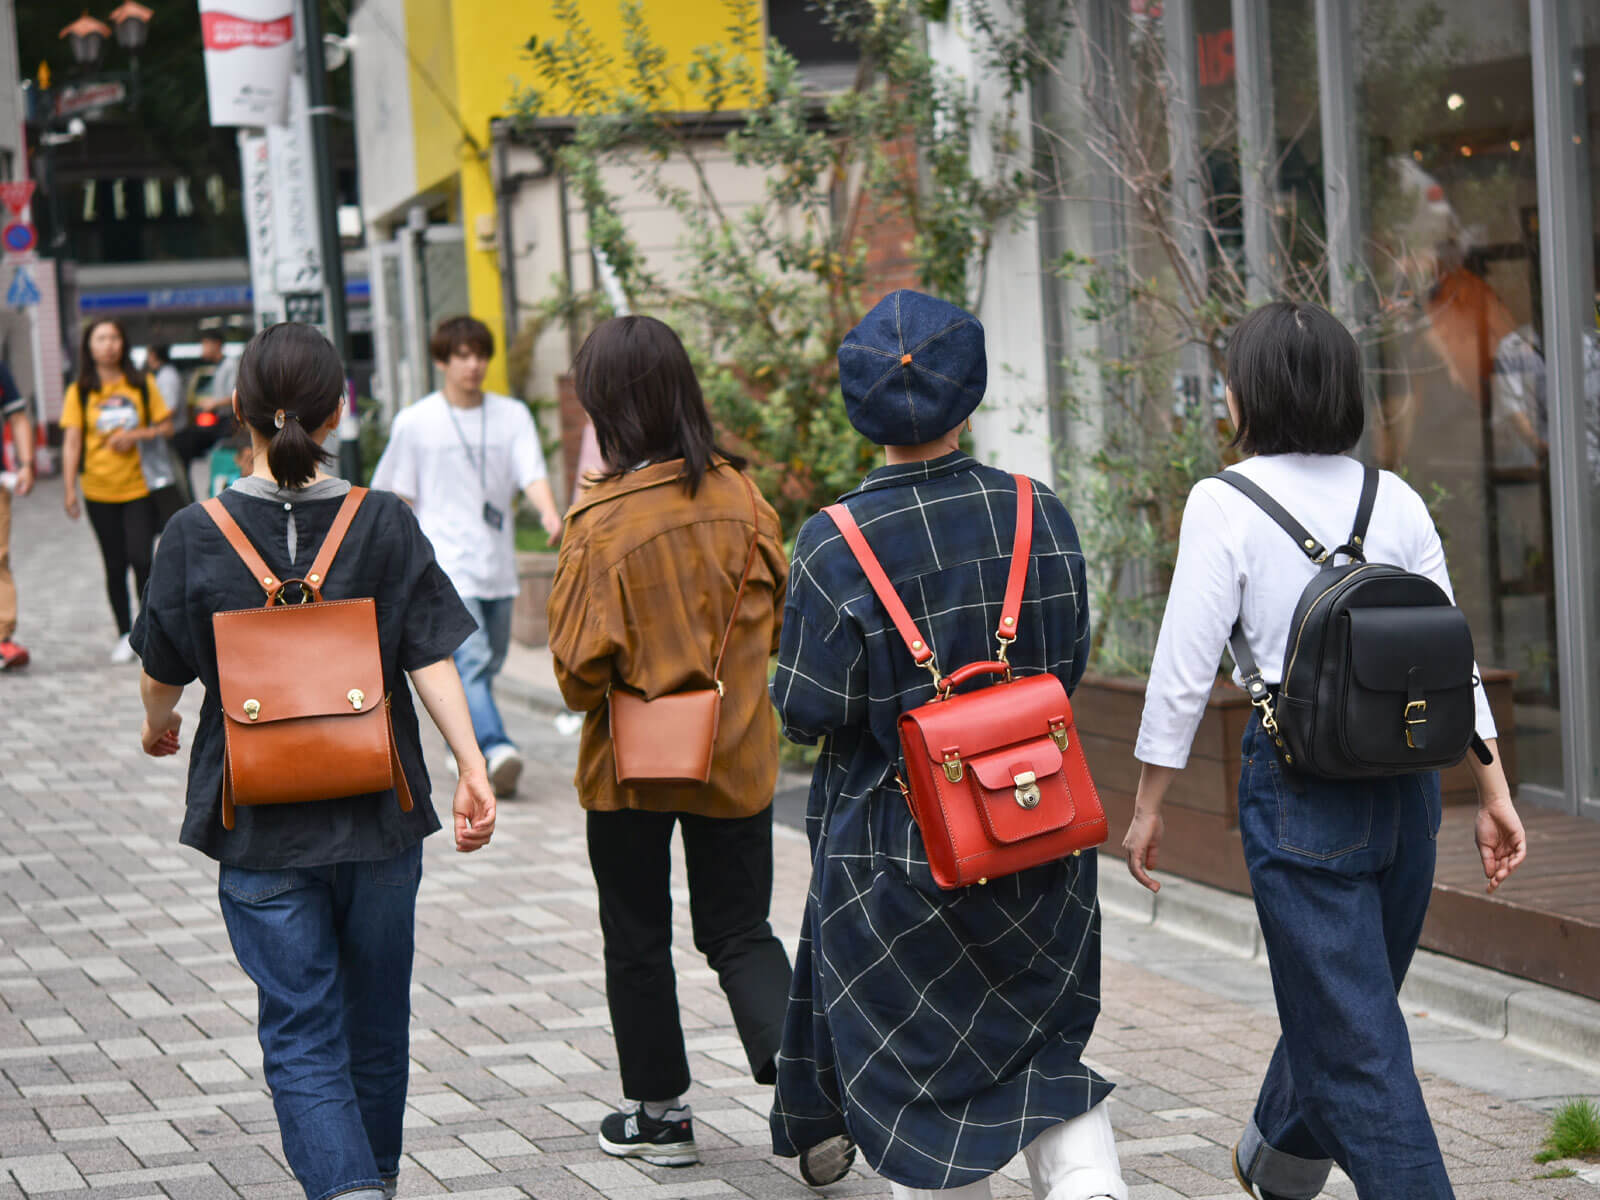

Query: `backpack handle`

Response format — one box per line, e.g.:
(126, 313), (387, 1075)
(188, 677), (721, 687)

(823, 474), (1036, 684)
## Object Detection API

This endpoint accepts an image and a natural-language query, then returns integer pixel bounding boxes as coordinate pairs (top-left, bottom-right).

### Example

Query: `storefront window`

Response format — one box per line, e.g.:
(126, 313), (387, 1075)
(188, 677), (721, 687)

(1352, 3), (1562, 792)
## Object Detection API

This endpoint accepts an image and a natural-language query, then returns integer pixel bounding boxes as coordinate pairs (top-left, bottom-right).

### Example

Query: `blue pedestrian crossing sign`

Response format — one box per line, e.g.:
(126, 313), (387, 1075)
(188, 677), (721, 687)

(6, 267), (39, 309)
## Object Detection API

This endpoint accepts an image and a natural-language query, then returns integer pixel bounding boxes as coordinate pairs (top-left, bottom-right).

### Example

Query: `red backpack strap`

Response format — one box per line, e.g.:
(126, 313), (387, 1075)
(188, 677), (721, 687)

(997, 475), (1034, 656)
(822, 503), (937, 671)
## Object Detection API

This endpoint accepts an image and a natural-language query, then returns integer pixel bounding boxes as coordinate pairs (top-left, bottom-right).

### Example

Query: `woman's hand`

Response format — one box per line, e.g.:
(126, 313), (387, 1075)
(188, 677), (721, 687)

(1475, 794), (1526, 894)
(63, 486), (80, 520)
(141, 711), (181, 756)
(453, 765), (496, 852)
(1122, 808), (1165, 893)
(107, 429), (137, 453)
(1123, 762), (1177, 893)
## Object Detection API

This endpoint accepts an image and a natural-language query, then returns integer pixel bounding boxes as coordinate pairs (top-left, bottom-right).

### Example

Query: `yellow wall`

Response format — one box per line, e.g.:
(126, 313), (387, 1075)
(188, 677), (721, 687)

(404, 0), (461, 199)
(408, 0), (763, 393)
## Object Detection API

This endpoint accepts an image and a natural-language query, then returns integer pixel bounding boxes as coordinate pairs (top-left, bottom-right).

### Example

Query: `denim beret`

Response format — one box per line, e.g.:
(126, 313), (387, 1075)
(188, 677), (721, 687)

(838, 290), (986, 446)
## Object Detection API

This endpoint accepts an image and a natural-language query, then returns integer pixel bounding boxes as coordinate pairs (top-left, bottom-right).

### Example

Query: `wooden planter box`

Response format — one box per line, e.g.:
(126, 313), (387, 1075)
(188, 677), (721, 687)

(511, 552), (558, 648)
(1076, 668), (1519, 896)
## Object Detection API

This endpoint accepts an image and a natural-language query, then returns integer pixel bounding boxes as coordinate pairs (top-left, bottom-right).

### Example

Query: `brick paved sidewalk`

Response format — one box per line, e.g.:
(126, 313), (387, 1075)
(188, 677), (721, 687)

(0, 478), (1592, 1199)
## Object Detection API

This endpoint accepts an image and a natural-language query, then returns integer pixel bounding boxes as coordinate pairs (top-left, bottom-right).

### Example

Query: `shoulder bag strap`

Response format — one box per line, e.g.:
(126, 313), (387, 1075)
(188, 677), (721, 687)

(823, 502), (935, 669)
(202, 496), (280, 597)
(1338, 465), (1380, 560)
(304, 486), (368, 592)
(1210, 471), (1328, 564)
(996, 475), (1034, 655)
(709, 473), (762, 690)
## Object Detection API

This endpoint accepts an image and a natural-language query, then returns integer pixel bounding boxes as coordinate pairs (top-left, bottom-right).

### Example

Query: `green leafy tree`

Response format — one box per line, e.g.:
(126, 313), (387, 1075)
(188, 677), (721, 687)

(514, 0), (1054, 534)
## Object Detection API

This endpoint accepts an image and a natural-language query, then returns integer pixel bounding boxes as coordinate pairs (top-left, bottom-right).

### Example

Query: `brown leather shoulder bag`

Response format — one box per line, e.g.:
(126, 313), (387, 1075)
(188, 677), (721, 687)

(203, 486), (413, 830)
(607, 471), (762, 785)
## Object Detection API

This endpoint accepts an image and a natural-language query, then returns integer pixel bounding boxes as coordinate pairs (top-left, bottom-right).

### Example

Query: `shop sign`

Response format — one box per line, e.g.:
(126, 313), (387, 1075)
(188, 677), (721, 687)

(199, 0), (295, 127)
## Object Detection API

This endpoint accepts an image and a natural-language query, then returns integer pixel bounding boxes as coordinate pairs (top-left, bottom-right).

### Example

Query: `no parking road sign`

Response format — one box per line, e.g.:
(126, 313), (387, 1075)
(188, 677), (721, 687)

(1, 223), (36, 255)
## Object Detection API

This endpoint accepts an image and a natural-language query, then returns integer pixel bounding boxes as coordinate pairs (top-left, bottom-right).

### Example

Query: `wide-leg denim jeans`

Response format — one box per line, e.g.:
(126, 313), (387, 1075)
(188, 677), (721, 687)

(1234, 715), (1453, 1200)
(454, 595), (515, 756)
(219, 844), (422, 1200)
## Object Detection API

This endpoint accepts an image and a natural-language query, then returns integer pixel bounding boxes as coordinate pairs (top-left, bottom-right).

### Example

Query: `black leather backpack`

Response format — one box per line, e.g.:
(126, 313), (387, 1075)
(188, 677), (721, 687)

(1216, 466), (1492, 779)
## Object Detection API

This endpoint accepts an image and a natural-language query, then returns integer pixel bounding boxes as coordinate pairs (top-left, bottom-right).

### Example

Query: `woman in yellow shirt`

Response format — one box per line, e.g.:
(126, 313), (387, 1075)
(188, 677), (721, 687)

(61, 319), (174, 663)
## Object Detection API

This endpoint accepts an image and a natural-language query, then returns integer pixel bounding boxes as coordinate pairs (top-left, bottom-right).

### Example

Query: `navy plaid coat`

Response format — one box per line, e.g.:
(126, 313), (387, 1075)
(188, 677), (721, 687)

(769, 451), (1112, 1189)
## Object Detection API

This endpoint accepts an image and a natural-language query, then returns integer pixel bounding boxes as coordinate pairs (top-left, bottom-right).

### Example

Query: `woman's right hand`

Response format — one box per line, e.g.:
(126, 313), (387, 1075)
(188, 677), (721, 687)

(63, 488), (80, 520)
(1122, 808), (1165, 893)
(453, 765), (497, 852)
(1475, 794), (1526, 894)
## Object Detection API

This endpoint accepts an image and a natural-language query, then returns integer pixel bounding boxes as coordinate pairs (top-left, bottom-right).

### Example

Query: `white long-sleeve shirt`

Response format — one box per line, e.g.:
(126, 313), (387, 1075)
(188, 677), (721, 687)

(1134, 453), (1497, 769)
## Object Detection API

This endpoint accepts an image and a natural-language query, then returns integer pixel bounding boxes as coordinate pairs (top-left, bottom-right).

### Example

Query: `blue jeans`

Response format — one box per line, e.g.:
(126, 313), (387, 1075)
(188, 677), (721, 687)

(454, 595), (514, 756)
(1235, 715), (1450, 1200)
(218, 844), (423, 1200)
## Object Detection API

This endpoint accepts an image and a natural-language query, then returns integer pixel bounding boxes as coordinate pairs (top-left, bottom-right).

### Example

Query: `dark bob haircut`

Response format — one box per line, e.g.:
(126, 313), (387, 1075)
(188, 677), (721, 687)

(1226, 300), (1365, 456)
(572, 315), (745, 496)
(236, 323), (346, 489)
(429, 315), (495, 365)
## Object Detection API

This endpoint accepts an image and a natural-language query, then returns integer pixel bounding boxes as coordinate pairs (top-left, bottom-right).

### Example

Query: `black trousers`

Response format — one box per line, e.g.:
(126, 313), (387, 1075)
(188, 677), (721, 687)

(85, 496), (158, 636)
(586, 805), (793, 1102)
(172, 414), (234, 467)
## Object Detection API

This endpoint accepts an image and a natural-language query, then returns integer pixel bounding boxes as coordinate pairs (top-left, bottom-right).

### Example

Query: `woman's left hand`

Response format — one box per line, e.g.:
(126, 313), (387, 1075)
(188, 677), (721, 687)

(1475, 795), (1527, 894)
(141, 712), (181, 756)
(453, 766), (497, 852)
(1121, 808), (1165, 893)
(107, 429), (137, 453)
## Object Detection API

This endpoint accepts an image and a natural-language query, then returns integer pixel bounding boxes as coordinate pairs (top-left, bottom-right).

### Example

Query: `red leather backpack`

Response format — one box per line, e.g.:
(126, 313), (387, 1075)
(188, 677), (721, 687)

(824, 475), (1107, 889)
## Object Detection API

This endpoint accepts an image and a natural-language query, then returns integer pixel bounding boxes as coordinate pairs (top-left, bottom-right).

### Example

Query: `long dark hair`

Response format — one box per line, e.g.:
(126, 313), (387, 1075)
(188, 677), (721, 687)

(235, 323), (346, 489)
(572, 315), (745, 496)
(75, 319), (146, 408)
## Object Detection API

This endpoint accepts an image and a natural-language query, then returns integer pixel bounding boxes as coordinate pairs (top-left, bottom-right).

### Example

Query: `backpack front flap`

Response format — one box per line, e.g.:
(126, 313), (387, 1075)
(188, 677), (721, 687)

(1339, 598), (1476, 769)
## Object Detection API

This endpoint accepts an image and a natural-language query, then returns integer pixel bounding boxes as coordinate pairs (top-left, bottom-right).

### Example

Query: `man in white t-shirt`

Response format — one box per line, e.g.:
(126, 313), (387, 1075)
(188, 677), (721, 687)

(372, 316), (563, 796)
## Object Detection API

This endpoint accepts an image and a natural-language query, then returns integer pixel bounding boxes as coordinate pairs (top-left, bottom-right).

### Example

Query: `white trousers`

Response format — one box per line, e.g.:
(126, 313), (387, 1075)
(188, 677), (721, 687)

(888, 1101), (1127, 1200)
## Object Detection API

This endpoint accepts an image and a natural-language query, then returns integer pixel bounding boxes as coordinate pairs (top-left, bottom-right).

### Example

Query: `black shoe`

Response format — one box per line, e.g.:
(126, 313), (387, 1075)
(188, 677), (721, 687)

(800, 1135), (856, 1187)
(598, 1103), (699, 1166)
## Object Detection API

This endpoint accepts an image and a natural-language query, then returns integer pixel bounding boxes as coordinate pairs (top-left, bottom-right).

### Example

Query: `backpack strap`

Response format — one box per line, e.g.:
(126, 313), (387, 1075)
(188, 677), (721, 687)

(202, 486), (367, 602)
(202, 496), (281, 596)
(823, 474), (1035, 684)
(1211, 471), (1329, 564)
(1333, 465), (1380, 561)
(304, 486), (367, 593)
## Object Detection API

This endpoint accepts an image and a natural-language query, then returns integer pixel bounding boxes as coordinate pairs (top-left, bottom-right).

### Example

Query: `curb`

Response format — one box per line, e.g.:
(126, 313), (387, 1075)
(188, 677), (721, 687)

(1098, 865), (1600, 1076)
(498, 671), (570, 718)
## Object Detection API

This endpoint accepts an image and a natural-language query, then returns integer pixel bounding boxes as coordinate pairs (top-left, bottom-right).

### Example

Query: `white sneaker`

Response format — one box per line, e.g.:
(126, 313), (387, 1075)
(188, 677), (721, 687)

(487, 744), (523, 797)
(110, 634), (136, 664)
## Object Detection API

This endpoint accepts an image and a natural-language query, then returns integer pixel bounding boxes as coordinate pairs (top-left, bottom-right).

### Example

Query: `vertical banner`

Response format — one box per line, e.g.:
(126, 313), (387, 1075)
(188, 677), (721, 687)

(237, 131), (282, 328)
(267, 73), (324, 300)
(198, 0), (295, 127)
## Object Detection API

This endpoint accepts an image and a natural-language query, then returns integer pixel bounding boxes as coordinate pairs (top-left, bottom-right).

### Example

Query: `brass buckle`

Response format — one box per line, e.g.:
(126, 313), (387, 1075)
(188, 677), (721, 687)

(942, 751), (963, 783)
(1049, 718), (1068, 752)
(1405, 699), (1427, 749)
(996, 633), (1015, 665)
(1013, 770), (1041, 809)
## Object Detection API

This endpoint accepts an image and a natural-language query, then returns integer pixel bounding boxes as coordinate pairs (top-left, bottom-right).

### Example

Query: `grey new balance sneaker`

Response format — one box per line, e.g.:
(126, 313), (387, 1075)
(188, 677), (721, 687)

(598, 1103), (699, 1166)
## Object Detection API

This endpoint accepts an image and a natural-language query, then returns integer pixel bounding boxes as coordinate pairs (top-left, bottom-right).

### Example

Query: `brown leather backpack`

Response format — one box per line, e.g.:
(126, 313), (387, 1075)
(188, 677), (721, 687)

(203, 486), (413, 830)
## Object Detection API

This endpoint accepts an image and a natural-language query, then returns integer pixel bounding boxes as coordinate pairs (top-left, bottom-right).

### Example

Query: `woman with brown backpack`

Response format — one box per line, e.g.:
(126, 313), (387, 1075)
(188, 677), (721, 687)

(131, 322), (496, 1200)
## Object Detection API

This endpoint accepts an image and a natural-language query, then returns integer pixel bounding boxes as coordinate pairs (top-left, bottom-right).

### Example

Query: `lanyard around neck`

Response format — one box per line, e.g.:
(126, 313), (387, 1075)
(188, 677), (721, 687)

(445, 399), (487, 490)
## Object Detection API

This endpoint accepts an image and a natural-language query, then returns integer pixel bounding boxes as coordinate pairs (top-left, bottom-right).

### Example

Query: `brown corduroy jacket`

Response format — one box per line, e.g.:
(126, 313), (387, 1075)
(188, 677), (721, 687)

(547, 460), (789, 818)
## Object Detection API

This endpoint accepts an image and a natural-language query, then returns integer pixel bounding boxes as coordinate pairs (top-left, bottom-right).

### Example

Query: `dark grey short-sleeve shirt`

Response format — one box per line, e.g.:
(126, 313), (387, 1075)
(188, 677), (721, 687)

(131, 479), (477, 870)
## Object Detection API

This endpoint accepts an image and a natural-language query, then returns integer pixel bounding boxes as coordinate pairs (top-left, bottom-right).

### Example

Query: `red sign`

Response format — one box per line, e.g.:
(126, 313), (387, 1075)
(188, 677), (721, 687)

(1197, 29), (1236, 88)
(201, 11), (293, 50)
(2, 223), (36, 255)
(0, 182), (33, 218)
(55, 81), (127, 118)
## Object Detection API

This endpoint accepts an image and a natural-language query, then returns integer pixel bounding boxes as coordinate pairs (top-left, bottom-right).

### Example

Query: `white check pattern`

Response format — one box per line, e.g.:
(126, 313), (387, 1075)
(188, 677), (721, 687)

(768, 453), (1112, 1190)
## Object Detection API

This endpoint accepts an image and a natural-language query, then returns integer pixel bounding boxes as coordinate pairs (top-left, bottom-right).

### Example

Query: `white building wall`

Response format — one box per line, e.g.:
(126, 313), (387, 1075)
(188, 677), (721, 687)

(349, 0), (422, 229)
(926, 1), (1056, 482)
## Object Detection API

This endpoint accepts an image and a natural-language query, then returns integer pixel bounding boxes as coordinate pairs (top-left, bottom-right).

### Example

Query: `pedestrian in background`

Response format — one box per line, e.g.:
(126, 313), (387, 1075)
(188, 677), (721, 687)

(1124, 301), (1527, 1200)
(146, 344), (187, 433)
(60, 318), (174, 663)
(172, 328), (239, 473)
(0, 360), (34, 670)
(769, 291), (1125, 1200)
(547, 315), (793, 1168)
(132, 321), (496, 1200)
(371, 315), (564, 798)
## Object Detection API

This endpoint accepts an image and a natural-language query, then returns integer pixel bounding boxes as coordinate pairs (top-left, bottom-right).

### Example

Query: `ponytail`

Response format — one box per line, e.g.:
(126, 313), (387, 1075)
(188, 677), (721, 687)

(234, 324), (345, 489)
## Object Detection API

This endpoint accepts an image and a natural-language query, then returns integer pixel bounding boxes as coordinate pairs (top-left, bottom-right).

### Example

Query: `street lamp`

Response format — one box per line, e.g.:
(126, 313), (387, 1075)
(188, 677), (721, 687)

(110, 2), (153, 52)
(59, 15), (112, 69)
